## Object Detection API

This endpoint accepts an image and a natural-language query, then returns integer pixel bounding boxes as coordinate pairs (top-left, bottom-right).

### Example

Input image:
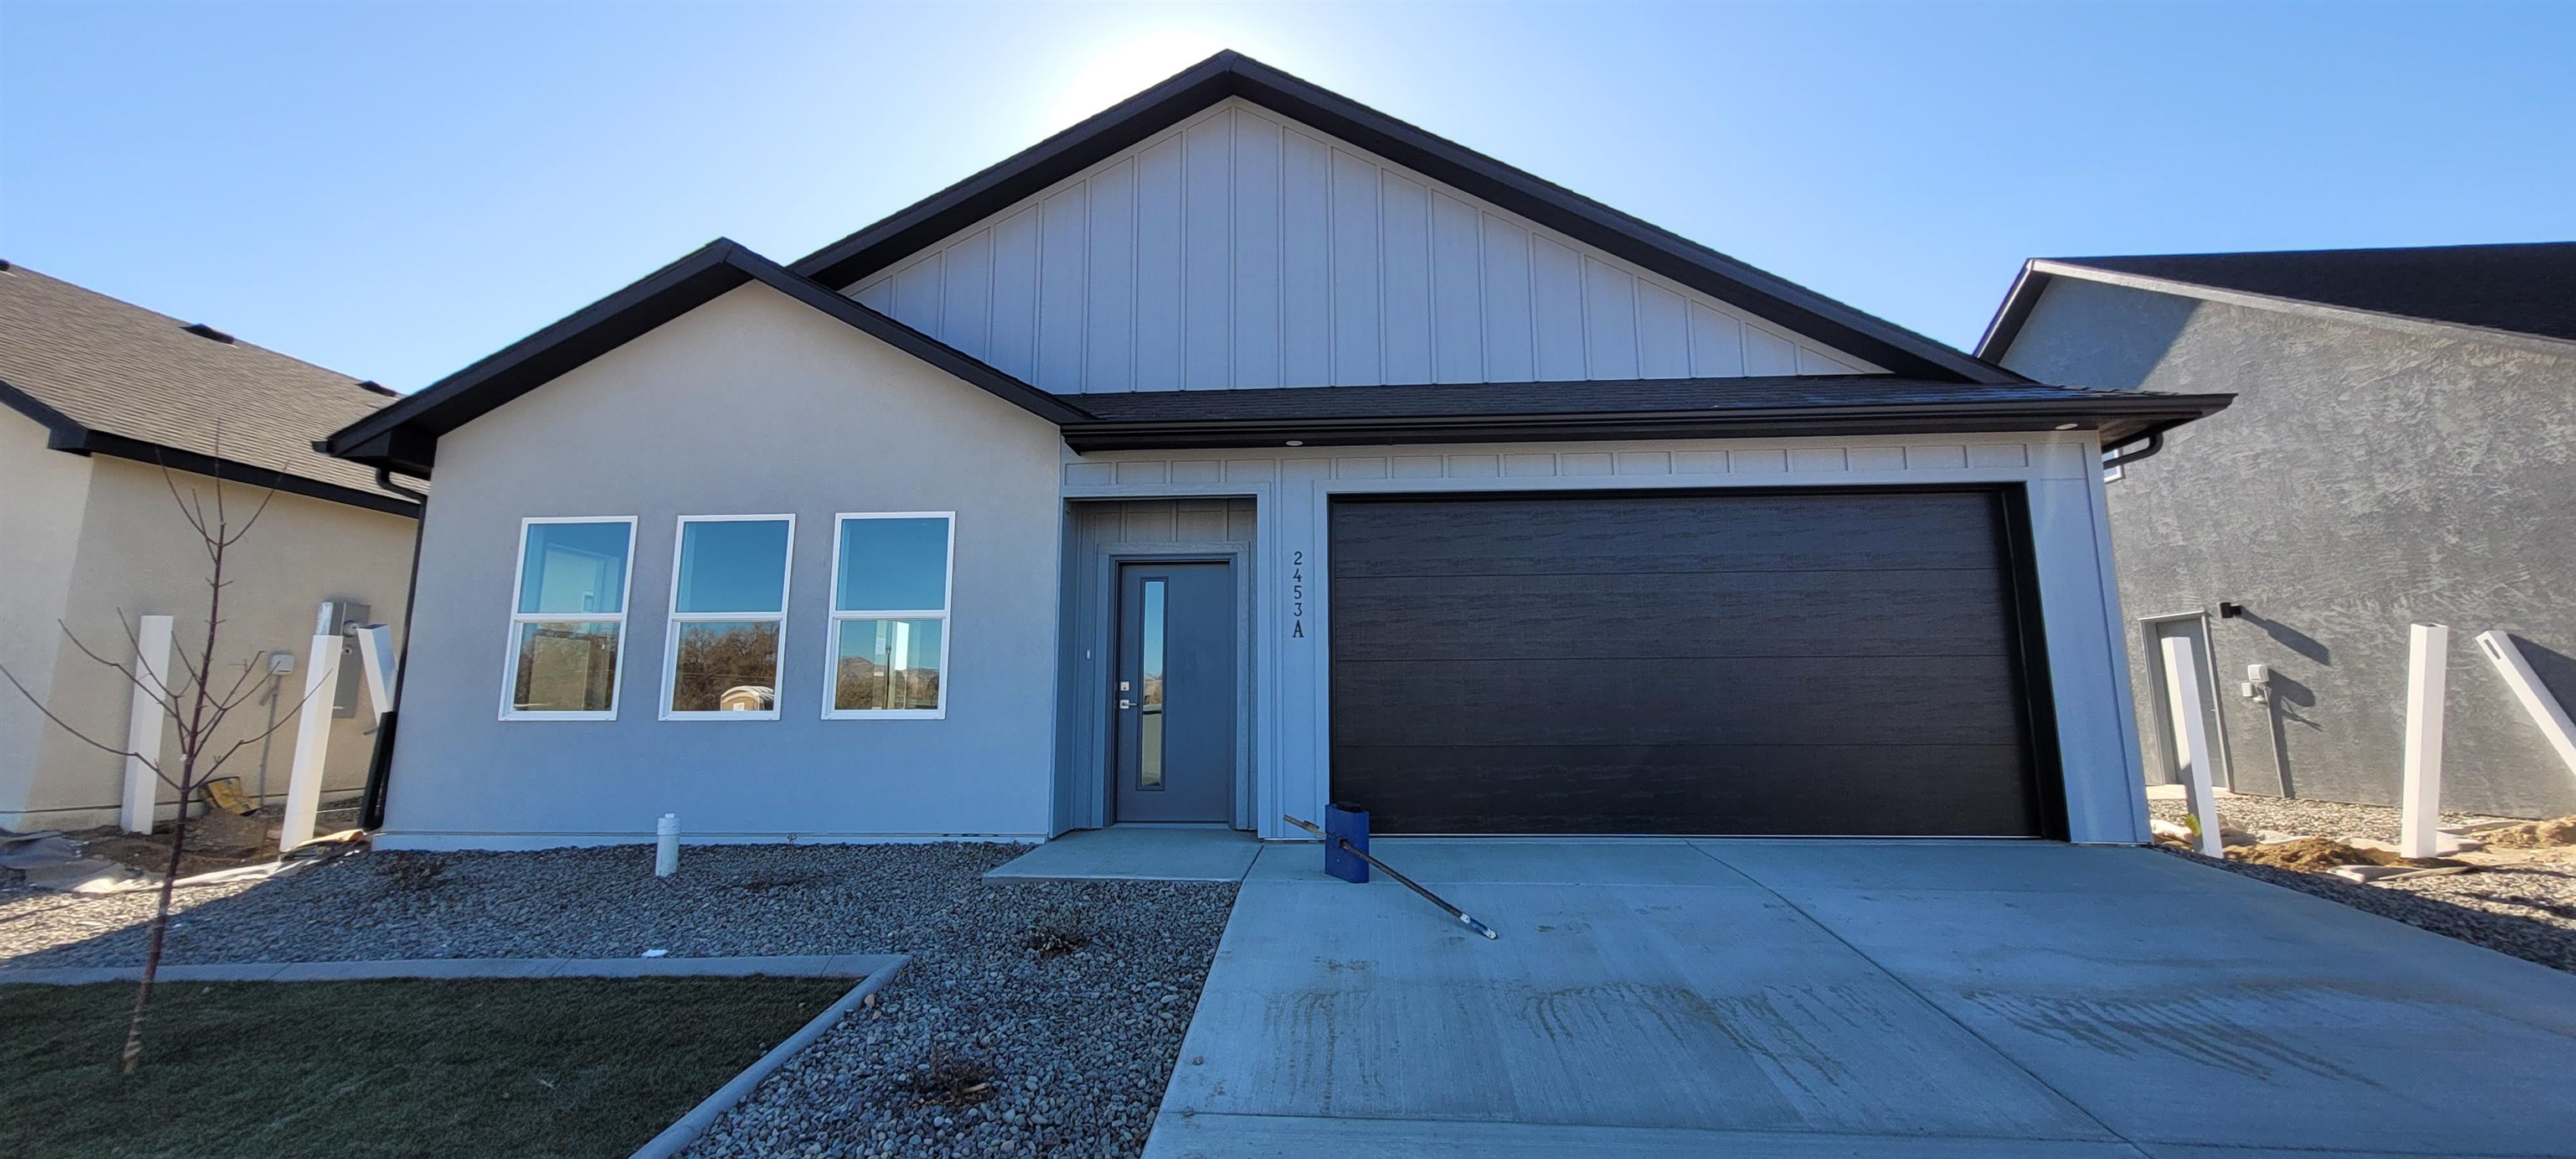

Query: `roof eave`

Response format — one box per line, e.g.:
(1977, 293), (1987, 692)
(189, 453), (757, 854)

(1974, 262), (2050, 361)
(792, 51), (2022, 386)
(1993, 259), (2576, 361)
(3, 377), (418, 515)
(1057, 393), (2233, 454)
(320, 240), (1088, 476)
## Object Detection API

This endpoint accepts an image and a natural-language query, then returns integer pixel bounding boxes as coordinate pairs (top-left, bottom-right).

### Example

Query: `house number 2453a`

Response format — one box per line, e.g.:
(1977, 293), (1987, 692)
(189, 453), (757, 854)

(1291, 551), (1306, 639)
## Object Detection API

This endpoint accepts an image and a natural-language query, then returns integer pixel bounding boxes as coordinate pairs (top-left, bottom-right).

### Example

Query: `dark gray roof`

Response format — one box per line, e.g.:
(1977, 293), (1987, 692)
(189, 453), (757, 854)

(1073, 377), (2133, 421)
(1059, 376), (2228, 452)
(2055, 242), (2576, 344)
(0, 262), (418, 513)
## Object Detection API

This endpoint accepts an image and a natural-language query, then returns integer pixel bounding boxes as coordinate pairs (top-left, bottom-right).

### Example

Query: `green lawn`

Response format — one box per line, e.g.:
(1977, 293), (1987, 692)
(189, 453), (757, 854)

(0, 975), (857, 1159)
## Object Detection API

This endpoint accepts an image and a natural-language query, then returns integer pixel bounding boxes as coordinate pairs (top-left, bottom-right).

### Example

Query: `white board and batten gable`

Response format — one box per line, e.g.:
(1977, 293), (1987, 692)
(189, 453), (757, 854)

(848, 98), (1883, 394)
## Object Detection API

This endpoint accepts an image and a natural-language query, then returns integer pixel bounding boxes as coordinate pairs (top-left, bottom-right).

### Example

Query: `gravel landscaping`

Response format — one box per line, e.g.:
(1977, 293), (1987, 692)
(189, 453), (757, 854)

(0, 842), (1239, 1158)
(2149, 793), (2576, 974)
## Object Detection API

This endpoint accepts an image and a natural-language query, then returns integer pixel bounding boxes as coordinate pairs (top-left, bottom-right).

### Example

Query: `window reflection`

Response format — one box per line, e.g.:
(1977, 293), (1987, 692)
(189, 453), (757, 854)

(1140, 579), (1165, 790)
(834, 619), (944, 711)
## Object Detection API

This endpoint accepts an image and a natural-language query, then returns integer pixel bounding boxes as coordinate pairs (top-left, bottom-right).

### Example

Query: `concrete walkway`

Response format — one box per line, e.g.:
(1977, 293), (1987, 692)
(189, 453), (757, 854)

(985, 824), (1261, 882)
(0, 954), (906, 985)
(1149, 839), (2576, 1158)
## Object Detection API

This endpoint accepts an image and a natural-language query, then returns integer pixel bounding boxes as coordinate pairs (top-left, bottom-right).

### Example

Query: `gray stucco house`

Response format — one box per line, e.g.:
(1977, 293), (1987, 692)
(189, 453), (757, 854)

(322, 53), (2225, 850)
(1981, 242), (2576, 818)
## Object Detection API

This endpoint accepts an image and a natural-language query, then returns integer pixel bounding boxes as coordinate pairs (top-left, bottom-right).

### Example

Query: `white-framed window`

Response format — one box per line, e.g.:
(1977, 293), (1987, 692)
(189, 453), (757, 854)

(502, 517), (637, 720)
(824, 512), (953, 720)
(662, 515), (794, 720)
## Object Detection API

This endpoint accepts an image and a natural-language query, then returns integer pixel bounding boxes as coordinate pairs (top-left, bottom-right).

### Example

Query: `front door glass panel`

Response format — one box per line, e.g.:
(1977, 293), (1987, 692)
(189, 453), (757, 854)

(1140, 579), (1166, 790)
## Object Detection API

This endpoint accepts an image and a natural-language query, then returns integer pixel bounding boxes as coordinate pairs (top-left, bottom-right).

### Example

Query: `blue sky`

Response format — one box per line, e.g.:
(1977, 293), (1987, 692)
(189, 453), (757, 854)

(4, 2), (2570, 391)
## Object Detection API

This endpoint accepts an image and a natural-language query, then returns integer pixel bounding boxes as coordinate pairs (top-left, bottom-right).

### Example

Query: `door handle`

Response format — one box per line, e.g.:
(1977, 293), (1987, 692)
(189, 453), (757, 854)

(1119, 699), (1135, 709)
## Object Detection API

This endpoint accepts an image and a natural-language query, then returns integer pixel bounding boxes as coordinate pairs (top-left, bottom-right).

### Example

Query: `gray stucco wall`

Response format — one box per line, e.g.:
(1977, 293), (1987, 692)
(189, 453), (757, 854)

(2001, 278), (2576, 817)
(382, 283), (1067, 845)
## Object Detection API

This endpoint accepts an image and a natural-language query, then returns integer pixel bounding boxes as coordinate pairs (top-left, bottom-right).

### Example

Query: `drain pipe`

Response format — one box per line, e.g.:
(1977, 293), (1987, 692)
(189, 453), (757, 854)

(2101, 429), (2166, 472)
(360, 467), (429, 830)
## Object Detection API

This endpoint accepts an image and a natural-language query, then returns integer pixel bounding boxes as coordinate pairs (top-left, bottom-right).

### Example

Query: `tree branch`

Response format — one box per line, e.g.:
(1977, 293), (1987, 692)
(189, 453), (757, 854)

(0, 661), (162, 773)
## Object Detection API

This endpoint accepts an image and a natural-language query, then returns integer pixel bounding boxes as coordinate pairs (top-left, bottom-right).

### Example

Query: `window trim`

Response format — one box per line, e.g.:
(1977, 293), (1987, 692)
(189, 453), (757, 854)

(660, 513), (796, 722)
(823, 511), (956, 720)
(501, 516), (638, 722)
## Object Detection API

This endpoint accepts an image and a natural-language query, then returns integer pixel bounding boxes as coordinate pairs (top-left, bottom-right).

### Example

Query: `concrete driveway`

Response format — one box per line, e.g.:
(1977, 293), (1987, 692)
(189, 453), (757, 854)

(1145, 839), (2576, 1157)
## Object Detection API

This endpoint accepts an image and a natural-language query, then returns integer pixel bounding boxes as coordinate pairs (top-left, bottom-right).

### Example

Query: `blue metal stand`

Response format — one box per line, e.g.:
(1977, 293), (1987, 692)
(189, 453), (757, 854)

(1324, 803), (1369, 884)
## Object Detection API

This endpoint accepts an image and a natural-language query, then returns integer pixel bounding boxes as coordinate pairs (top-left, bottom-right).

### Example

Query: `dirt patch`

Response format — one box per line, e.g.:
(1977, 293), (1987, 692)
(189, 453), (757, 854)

(65, 829), (261, 881)
(900, 1052), (1000, 1108)
(2482, 817), (2576, 850)
(1019, 923), (1090, 960)
(2225, 837), (2464, 873)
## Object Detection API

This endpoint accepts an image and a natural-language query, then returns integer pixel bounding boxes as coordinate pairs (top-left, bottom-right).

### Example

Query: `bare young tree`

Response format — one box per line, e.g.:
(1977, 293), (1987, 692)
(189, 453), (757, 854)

(0, 465), (321, 1073)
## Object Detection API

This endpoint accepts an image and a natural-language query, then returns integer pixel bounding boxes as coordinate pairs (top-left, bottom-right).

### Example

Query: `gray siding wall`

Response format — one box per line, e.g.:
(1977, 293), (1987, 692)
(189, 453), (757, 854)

(1065, 433), (2153, 845)
(2001, 279), (2576, 817)
(848, 98), (1878, 392)
(1053, 499), (1259, 832)
(382, 283), (1067, 846)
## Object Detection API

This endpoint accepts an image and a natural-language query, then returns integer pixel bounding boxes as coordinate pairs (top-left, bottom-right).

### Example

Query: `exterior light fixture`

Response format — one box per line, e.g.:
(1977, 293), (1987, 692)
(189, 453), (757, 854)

(2054, 423), (2079, 430)
(1285, 439), (1305, 446)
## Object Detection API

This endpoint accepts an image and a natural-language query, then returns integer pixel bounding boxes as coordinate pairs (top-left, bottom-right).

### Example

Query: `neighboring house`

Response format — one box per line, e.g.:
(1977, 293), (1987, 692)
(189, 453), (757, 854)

(1981, 242), (2576, 818)
(0, 262), (422, 831)
(323, 52), (2226, 850)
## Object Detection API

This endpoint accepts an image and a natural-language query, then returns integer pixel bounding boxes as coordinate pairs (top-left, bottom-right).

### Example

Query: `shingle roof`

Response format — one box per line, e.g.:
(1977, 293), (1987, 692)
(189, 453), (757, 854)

(2052, 242), (2576, 344)
(0, 262), (418, 512)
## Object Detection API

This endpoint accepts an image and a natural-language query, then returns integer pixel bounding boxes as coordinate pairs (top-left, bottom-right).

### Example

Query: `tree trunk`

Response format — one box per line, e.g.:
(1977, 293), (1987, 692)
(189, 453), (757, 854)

(119, 810), (191, 1074)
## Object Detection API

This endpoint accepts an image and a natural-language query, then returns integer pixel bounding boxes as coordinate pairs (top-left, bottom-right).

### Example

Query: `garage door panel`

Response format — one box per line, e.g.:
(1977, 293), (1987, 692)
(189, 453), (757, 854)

(1331, 494), (2007, 580)
(1332, 744), (2038, 835)
(1329, 490), (2049, 837)
(1329, 569), (2017, 662)
(1332, 654), (2028, 747)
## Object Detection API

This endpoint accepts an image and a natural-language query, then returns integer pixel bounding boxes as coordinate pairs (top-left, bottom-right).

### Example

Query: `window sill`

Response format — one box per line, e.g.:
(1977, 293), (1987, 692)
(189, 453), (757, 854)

(822, 709), (948, 720)
(660, 710), (784, 722)
(501, 710), (619, 722)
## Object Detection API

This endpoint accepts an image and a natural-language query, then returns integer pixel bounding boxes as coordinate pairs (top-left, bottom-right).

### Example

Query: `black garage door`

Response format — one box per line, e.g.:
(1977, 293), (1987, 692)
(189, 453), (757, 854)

(1328, 489), (2056, 836)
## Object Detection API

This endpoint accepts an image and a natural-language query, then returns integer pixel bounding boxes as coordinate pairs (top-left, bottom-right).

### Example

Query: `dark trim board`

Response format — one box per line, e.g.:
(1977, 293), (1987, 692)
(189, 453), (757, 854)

(792, 51), (2020, 386)
(1324, 485), (2063, 837)
(1061, 396), (2226, 452)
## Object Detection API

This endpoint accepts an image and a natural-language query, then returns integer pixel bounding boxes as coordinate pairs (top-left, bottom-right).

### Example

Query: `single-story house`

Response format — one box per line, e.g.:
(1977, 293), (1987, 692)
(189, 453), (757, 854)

(324, 52), (2228, 850)
(1981, 242), (2576, 818)
(0, 262), (422, 831)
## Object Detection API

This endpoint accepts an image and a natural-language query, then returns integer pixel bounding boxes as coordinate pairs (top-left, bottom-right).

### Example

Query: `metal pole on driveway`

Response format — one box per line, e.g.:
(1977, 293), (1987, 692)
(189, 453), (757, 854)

(1284, 814), (1498, 939)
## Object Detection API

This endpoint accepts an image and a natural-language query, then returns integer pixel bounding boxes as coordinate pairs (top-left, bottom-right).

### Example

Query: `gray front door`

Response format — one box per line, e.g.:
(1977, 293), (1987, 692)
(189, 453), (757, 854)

(1114, 562), (1235, 824)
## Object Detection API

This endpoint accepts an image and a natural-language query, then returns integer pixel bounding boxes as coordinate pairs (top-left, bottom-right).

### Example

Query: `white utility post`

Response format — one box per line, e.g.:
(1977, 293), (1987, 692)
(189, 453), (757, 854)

(2475, 629), (2576, 780)
(279, 616), (342, 852)
(119, 615), (175, 834)
(2400, 623), (2451, 859)
(2160, 634), (2224, 856)
(353, 624), (397, 725)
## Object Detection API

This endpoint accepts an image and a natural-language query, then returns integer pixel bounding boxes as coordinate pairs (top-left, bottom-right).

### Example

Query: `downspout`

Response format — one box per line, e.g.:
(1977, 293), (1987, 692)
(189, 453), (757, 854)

(2101, 429), (2165, 471)
(361, 467), (428, 830)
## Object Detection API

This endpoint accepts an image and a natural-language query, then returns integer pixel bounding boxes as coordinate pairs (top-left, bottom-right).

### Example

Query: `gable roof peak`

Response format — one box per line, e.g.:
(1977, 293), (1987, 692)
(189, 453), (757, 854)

(793, 52), (2015, 385)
